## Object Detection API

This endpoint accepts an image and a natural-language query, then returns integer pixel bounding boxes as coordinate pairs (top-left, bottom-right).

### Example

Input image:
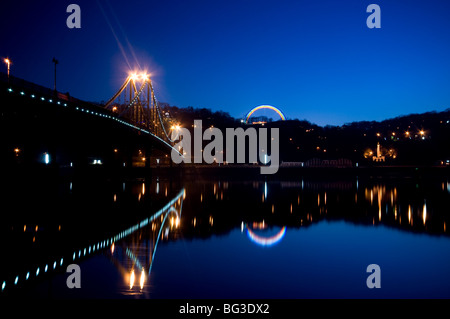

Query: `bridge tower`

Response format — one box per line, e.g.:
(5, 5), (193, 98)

(104, 73), (171, 139)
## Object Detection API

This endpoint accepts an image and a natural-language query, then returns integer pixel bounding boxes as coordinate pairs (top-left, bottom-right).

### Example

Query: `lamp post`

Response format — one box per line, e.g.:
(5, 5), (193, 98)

(4, 58), (11, 82)
(52, 57), (58, 93)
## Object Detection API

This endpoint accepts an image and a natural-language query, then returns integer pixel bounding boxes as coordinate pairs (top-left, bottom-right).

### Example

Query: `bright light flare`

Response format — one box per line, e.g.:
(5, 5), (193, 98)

(140, 268), (145, 290)
(130, 72), (149, 81)
(129, 269), (135, 289)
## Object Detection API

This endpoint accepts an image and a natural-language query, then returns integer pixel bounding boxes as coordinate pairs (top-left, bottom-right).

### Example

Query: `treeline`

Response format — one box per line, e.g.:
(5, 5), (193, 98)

(159, 103), (240, 129)
(159, 102), (450, 165)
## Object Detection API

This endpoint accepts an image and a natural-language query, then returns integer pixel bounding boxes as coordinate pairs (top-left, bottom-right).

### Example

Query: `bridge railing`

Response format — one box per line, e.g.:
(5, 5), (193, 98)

(0, 71), (103, 108)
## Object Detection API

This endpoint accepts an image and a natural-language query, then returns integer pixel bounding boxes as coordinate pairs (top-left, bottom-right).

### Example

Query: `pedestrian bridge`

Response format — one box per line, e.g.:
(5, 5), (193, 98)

(0, 72), (180, 169)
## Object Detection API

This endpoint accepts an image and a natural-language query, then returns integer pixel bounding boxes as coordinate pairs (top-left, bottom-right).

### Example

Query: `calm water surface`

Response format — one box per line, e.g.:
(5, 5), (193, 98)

(2, 172), (450, 298)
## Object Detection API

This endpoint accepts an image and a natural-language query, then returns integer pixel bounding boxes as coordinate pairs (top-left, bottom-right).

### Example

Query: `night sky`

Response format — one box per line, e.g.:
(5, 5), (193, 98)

(1, 0), (450, 126)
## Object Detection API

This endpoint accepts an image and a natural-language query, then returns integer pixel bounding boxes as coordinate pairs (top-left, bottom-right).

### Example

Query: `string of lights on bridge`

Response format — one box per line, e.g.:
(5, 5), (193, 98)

(5, 85), (176, 161)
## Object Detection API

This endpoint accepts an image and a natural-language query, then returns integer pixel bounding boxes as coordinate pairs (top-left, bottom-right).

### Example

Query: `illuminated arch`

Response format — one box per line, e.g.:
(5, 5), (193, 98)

(246, 226), (286, 247)
(245, 105), (286, 123)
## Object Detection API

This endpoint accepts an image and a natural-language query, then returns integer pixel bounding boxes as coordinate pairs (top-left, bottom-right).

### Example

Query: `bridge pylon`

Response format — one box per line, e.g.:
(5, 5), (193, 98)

(104, 73), (174, 142)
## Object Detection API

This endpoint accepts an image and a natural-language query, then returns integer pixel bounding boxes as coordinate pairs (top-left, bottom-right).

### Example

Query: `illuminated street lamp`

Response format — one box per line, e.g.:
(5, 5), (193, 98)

(4, 58), (11, 78)
(419, 130), (425, 140)
(170, 124), (181, 139)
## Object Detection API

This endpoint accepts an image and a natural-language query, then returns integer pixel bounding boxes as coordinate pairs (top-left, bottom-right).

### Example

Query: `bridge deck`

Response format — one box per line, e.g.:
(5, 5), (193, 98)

(0, 72), (175, 170)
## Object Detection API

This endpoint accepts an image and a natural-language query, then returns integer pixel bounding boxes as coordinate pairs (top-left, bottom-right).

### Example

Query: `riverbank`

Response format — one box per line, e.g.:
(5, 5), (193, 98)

(3, 163), (450, 183)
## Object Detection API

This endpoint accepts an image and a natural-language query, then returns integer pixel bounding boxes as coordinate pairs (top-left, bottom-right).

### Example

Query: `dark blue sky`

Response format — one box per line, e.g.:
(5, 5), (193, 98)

(1, 0), (450, 126)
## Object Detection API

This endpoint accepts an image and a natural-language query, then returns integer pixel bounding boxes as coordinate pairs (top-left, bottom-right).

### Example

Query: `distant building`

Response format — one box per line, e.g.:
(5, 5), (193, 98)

(305, 158), (353, 168)
(280, 161), (304, 167)
(373, 143), (385, 162)
(248, 116), (269, 124)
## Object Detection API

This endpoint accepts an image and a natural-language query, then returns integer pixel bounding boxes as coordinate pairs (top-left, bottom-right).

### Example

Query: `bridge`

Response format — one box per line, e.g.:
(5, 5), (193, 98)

(0, 72), (180, 171)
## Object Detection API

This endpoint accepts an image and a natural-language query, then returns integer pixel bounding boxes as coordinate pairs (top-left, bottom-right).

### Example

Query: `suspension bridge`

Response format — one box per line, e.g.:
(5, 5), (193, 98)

(0, 71), (181, 170)
(104, 72), (177, 144)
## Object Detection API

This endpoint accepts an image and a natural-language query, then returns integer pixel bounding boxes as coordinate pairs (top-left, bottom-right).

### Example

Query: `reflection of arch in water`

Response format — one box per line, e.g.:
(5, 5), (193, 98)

(246, 226), (286, 247)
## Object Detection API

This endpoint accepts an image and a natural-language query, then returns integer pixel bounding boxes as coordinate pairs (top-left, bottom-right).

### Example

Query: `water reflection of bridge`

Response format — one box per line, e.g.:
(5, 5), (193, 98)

(0, 187), (185, 296)
(106, 188), (185, 294)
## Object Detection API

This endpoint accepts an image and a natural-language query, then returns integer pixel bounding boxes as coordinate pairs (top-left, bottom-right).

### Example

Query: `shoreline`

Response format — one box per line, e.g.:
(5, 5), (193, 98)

(3, 164), (450, 182)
